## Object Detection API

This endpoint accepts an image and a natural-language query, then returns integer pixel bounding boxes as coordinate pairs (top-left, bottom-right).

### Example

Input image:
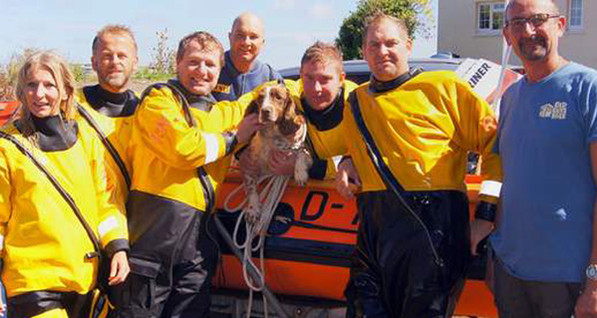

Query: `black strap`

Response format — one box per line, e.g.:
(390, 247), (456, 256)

(198, 166), (215, 213)
(0, 132), (102, 258)
(77, 104), (131, 189)
(347, 92), (444, 266)
(7, 291), (63, 318)
(348, 93), (407, 195)
(8, 290), (94, 318)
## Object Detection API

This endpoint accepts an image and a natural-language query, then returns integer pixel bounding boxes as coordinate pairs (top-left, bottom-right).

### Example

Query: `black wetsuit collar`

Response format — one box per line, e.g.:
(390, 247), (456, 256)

(29, 115), (78, 152)
(301, 87), (344, 131)
(168, 79), (217, 111)
(82, 85), (138, 117)
(369, 68), (423, 93)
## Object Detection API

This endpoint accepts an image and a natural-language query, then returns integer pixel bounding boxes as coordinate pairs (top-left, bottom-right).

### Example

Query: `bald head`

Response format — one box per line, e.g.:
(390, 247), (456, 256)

(231, 12), (264, 35)
(228, 12), (266, 73)
(506, 0), (560, 20)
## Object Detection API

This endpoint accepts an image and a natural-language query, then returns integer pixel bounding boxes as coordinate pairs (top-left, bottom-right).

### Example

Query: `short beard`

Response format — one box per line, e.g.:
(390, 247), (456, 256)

(101, 75), (128, 93)
(518, 35), (549, 61)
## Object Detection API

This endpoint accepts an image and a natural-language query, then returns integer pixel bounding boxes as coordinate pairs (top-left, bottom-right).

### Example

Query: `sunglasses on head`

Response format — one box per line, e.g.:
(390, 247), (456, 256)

(505, 13), (561, 29)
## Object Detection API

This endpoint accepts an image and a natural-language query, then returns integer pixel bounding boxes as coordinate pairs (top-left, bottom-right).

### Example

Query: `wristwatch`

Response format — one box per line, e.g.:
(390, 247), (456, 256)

(586, 264), (597, 281)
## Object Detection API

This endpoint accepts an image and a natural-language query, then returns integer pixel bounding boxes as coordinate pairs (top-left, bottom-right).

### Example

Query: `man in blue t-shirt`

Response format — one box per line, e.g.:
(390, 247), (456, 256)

(212, 12), (282, 101)
(470, 0), (597, 317)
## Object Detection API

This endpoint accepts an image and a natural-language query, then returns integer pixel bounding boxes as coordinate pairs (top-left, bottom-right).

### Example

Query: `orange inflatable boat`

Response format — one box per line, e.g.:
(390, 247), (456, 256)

(0, 101), (18, 126)
(213, 172), (497, 317)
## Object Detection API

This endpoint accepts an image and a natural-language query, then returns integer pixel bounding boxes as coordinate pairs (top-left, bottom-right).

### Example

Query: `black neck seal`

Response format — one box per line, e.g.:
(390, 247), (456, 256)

(301, 87), (345, 131)
(83, 84), (138, 117)
(24, 115), (78, 151)
(369, 68), (423, 93)
(168, 79), (217, 112)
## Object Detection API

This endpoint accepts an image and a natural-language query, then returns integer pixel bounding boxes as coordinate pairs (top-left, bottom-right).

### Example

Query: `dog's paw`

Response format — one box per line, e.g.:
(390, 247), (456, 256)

(294, 168), (309, 186)
(245, 204), (260, 226)
(244, 192), (261, 226)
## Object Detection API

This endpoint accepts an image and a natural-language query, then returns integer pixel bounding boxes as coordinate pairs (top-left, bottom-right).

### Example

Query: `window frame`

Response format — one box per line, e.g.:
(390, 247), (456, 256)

(568, 0), (584, 31)
(476, 2), (506, 35)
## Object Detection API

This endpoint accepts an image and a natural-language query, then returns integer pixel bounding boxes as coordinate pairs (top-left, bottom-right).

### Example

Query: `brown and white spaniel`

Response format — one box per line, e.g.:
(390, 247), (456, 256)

(242, 82), (312, 224)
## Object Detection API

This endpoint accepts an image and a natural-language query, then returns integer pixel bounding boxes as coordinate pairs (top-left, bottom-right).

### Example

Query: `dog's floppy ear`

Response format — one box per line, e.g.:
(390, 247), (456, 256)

(282, 89), (298, 121)
(245, 99), (259, 117)
(279, 91), (302, 135)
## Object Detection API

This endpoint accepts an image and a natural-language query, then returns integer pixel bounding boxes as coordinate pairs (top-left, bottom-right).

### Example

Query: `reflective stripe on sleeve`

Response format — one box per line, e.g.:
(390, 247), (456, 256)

(98, 216), (118, 239)
(202, 133), (219, 164)
(480, 180), (502, 197)
(332, 156), (343, 169)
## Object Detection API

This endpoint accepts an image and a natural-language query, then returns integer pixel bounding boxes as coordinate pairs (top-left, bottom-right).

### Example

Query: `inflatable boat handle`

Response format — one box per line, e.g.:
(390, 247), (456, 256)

(213, 214), (291, 318)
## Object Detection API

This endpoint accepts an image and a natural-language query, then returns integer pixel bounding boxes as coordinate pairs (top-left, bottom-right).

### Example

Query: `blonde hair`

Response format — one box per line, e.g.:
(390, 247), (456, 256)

(93, 24), (138, 54)
(15, 50), (76, 139)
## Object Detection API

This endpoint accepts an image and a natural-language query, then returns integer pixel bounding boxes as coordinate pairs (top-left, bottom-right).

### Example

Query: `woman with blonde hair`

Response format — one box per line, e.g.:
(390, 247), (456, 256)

(0, 50), (130, 318)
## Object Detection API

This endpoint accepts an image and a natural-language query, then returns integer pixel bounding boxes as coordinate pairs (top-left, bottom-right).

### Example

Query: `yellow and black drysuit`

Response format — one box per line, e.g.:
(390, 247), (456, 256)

(312, 70), (502, 318)
(284, 79), (358, 180)
(75, 85), (139, 210)
(0, 115), (129, 318)
(110, 80), (253, 318)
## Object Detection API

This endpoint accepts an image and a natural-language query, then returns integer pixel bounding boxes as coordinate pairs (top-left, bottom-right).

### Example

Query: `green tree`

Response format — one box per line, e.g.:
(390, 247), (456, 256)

(336, 0), (434, 60)
(71, 64), (87, 83)
(151, 28), (176, 75)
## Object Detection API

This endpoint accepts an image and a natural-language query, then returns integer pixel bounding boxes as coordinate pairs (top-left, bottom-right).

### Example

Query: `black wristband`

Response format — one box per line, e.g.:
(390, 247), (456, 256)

(223, 132), (238, 155)
(474, 201), (497, 222)
(104, 239), (130, 259)
(234, 144), (249, 160)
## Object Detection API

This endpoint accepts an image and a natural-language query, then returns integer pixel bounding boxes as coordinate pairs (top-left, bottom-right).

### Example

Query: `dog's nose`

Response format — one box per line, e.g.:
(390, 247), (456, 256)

(262, 108), (272, 117)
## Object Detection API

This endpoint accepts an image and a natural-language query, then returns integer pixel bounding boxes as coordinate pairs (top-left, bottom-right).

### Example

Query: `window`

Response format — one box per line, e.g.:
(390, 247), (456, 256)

(477, 2), (505, 33)
(569, 0), (583, 30)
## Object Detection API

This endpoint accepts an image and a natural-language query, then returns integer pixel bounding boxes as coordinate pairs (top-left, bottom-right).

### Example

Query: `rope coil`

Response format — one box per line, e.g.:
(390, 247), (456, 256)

(222, 121), (308, 317)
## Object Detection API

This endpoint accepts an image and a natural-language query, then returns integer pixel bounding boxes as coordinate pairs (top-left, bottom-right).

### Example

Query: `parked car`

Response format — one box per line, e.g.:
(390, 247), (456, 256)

(211, 57), (510, 318)
(279, 57), (465, 84)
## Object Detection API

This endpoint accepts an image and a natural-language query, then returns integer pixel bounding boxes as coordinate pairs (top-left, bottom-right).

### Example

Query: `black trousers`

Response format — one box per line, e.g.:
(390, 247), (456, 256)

(111, 192), (219, 318)
(493, 258), (581, 318)
(345, 190), (471, 318)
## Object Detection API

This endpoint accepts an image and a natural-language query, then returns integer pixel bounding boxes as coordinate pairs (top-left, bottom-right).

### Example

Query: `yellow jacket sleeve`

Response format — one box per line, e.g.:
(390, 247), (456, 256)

(135, 86), (248, 170)
(91, 141), (129, 256)
(0, 151), (10, 257)
(452, 78), (502, 203)
(203, 89), (257, 133)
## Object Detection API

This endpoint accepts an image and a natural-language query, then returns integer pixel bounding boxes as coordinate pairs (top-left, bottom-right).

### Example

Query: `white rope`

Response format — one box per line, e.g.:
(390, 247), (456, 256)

(223, 122), (308, 318)
(223, 174), (290, 318)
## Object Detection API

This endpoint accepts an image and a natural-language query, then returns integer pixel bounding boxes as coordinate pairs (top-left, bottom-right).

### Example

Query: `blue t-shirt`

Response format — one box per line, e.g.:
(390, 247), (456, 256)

(490, 62), (597, 282)
(212, 51), (283, 101)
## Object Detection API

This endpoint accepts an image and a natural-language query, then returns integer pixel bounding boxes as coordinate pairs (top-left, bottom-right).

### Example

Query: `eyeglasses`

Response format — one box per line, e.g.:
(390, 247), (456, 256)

(504, 13), (561, 30)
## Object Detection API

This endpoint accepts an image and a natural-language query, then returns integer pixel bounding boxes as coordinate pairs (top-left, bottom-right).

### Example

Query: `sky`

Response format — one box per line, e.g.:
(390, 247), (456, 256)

(0, 0), (438, 70)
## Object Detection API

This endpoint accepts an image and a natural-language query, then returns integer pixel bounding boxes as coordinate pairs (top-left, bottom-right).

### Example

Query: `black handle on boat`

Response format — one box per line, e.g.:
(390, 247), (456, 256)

(213, 214), (291, 318)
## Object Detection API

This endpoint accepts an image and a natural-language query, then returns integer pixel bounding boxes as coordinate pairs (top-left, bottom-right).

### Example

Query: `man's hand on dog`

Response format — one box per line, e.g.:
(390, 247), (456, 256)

(336, 157), (361, 200)
(237, 114), (262, 144)
(269, 150), (296, 176)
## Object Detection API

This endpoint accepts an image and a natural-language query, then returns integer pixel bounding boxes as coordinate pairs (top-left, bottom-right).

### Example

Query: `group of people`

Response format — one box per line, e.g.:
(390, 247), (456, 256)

(0, 0), (596, 317)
